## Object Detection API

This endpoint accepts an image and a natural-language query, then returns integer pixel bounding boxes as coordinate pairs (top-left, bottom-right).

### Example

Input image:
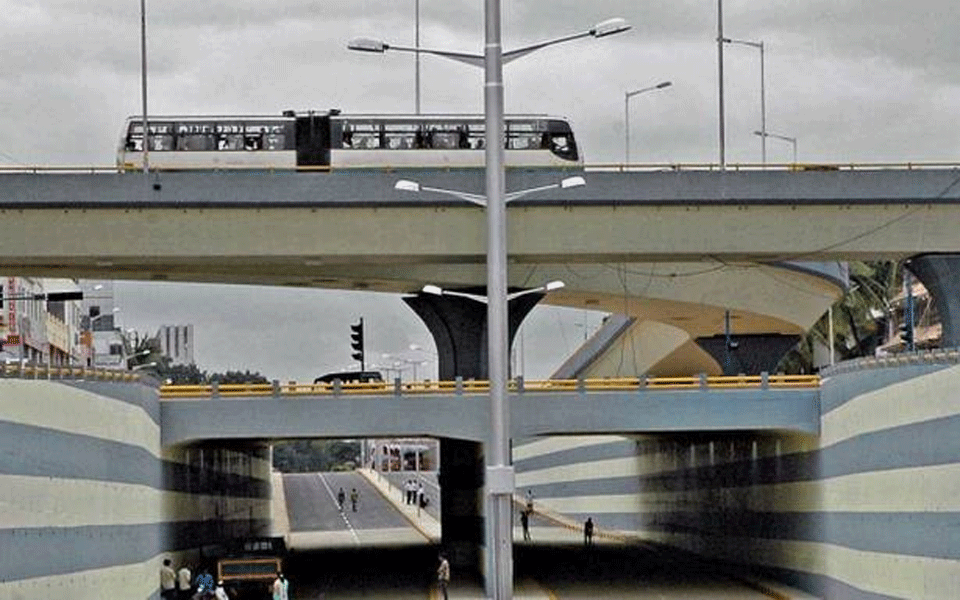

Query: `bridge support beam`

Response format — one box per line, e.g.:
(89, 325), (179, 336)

(403, 289), (544, 576)
(907, 254), (960, 348)
(695, 334), (801, 375)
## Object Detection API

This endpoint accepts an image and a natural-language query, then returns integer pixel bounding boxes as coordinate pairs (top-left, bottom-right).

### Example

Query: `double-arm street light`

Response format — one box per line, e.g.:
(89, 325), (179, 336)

(348, 17), (630, 68)
(354, 12), (627, 598)
(721, 36), (765, 164)
(754, 130), (797, 164)
(624, 81), (672, 165)
(395, 175), (585, 206)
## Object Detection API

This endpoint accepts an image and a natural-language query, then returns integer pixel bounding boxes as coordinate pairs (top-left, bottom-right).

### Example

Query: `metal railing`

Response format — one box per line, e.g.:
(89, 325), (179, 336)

(159, 373), (820, 400)
(2, 161), (960, 175)
(820, 347), (960, 377)
(0, 362), (142, 382)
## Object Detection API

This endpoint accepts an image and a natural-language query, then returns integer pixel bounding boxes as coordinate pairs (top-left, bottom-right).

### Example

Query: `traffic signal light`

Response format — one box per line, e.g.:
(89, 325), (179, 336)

(899, 320), (914, 349)
(350, 318), (365, 369)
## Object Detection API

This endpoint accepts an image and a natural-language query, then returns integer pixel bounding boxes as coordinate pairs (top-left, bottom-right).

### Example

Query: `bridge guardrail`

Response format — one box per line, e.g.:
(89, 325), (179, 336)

(820, 347), (960, 377)
(0, 362), (141, 382)
(4, 161), (960, 175)
(158, 373), (820, 400)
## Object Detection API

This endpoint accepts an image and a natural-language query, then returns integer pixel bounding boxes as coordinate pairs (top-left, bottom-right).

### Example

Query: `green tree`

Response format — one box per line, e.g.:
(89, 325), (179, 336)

(779, 260), (901, 373)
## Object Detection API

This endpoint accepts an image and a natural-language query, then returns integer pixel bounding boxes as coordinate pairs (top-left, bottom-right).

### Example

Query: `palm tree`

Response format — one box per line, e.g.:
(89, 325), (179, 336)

(778, 260), (901, 373)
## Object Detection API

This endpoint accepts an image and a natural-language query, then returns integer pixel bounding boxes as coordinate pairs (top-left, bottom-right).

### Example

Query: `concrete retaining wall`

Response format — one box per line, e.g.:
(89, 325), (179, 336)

(0, 379), (272, 600)
(515, 362), (960, 599)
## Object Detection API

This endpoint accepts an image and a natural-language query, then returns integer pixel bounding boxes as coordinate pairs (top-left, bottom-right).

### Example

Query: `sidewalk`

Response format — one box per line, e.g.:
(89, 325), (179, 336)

(358, 467), (441, 543)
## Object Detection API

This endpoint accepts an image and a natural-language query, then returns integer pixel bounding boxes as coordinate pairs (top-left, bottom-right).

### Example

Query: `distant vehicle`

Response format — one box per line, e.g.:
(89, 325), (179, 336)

(216, 537), (286, 599)
(117, 110), (582, 171)
(313, 370), (385, 385)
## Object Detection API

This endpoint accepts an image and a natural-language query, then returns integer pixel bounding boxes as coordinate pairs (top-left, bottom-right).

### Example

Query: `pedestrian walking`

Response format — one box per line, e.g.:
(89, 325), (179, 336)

(176, 563), (192, 600)
(272, 572), (283, 600)
(213, 580), (229, 600)
(417, 481), (425, 508)
(160, 558), (177, 600)
(350, 488), (359, 512)
(337, 487), (345, 511)
(520, 509), (530, 541)
(437, 552), (450, 600)
(584, 517), (594, 546)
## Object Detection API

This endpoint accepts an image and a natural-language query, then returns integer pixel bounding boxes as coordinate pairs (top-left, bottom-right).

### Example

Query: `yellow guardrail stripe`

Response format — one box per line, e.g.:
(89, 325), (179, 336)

(158, 375), (820, 398)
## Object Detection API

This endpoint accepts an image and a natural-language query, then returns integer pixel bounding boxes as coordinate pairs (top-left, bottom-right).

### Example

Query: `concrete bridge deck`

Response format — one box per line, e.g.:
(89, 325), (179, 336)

(159, 375), (820, 445)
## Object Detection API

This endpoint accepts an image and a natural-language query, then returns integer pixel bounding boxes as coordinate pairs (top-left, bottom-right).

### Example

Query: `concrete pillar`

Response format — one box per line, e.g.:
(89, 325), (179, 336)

(907, 254), (960, 348)
(403, 288), (544, 380)
(695, 333), (801, 375)
(402, 288), (545, 575)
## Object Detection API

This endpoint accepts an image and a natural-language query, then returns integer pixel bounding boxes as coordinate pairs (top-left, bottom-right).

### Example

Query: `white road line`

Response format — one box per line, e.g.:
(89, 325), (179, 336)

(317, 473), (361, 545)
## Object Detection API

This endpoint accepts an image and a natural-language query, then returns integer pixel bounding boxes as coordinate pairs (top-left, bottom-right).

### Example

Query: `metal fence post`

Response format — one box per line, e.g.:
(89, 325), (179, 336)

(394, 377), (402, 397)
(272, 380), (281, 397)
(699, 373), (708, 390)
(760, 371), (769, 389)
(211, 380), (220, 399)
(455, 376), (464, 396)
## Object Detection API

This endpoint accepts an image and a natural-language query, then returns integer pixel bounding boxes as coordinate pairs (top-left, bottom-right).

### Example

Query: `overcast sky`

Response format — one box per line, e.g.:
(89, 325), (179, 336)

(6, 0), (960, 380)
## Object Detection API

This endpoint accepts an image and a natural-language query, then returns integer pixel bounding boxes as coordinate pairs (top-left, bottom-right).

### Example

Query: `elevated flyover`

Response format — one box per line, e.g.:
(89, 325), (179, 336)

(3, 164), (959, 372)
(159, 375), (820, 446)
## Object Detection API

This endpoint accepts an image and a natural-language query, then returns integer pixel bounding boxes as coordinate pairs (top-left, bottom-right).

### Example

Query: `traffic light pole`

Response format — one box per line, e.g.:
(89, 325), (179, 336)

(350, 318), (366, 370)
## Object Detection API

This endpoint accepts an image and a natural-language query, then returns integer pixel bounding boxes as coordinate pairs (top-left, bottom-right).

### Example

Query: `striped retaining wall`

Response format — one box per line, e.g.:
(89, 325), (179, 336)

(515, 361), (960, 599)
(0, 378), (272, 600)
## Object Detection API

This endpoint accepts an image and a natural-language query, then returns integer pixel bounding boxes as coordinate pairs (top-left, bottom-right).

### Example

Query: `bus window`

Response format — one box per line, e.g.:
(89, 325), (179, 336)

(177, 134), (216, 151)
(546, 119), (579, 161)
(383, 122), (417, 149)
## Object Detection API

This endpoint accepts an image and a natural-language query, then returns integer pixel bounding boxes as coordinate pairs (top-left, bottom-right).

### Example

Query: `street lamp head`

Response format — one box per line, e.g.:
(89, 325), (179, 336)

(591, 17), (631, 38)
(544, 280), (565, 292)
(560, 176), (586, 189)
(347, 37), (389, 53)
(395, 179), (421, 193)
(655, 81), (673, 89)
(421, 284), (443, 296)
(753, 130), (765, 137)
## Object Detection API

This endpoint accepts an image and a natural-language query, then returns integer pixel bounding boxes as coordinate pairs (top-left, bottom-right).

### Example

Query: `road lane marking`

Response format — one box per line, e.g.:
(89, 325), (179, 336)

(317, 473), (361, 545)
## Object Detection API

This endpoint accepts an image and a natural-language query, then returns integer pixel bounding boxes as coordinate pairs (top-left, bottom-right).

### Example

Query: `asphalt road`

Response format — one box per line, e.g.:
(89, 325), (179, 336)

(284, 471), (411, 532)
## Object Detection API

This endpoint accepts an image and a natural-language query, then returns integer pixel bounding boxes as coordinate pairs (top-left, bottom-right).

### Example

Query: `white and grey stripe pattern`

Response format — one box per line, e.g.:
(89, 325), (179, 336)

(0, 379), (272, 600)
(514, 362), (960, 600)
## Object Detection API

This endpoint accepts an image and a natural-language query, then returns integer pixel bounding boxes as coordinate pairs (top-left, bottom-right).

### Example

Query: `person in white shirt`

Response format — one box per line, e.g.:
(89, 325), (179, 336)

(159, 558), (176, 600)
(176, 564), (192, 600)
(214, 580), (229, 600)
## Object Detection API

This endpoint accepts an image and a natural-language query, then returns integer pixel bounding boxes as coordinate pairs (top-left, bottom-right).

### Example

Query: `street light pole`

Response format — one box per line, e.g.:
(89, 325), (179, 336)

(415, 0), (420, 114)
(754, 130), (797, 164)
(140, 0), (149, 174)
(717, 0), (725, 170)
(722, 37), (765, 164)
(357, 19), (626, 599)
(624, 81), (672, 165)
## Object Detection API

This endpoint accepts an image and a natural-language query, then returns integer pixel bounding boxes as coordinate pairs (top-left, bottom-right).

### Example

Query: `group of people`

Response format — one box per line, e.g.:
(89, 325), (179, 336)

(162, 559), (293, 600)
(159, 559), (225, 600)
(336, 486), (360, 512)
(404, 478), (428, 508)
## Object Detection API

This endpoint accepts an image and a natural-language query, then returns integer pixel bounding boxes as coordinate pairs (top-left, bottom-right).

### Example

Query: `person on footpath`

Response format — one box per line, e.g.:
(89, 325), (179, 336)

(176, 563), (192, 600)
(350, 488), (359, 512)
(337, 487), (346, 511)
(213, 580), (229, 600)
(160, 558), (177, 600)
(584, 517), (595, 546)
(521, 509), (531, 541)
(437, 552), (450, 600)
(272, 571), (289, 600)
